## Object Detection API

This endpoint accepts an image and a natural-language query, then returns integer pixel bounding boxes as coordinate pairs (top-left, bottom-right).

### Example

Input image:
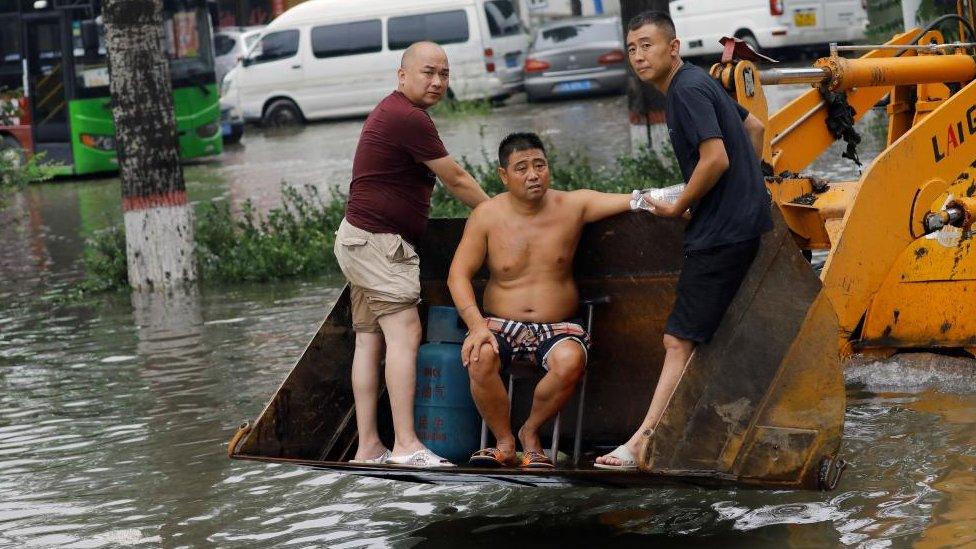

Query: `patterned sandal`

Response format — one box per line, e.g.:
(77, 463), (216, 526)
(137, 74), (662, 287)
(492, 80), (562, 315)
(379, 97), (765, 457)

(520, 450), (555, 469)
(469, 447), (517, 468)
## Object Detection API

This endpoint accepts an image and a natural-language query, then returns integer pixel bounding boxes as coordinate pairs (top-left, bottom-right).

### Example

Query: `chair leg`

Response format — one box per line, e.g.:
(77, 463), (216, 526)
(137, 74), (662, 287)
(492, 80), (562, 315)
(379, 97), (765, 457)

(550, 411), (561, 462)
(572, 371), (587, 466)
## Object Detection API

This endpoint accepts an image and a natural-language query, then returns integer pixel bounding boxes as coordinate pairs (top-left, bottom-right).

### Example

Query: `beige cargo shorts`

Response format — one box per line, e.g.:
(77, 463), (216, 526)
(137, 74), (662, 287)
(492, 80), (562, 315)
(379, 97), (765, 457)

(333, 218), (421, 332)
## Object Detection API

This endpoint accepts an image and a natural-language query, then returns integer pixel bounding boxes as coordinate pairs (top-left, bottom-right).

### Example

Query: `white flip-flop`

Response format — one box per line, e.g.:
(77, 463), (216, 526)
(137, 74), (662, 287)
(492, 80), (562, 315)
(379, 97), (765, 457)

(593, 444), (638, 471)
(349, 449), (391, 465)
(385, 448), (456, 468)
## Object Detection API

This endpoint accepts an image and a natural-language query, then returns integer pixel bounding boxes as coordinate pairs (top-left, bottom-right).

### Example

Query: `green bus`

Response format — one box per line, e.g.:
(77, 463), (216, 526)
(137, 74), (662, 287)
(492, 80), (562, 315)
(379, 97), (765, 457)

(0, 0), (222, 176)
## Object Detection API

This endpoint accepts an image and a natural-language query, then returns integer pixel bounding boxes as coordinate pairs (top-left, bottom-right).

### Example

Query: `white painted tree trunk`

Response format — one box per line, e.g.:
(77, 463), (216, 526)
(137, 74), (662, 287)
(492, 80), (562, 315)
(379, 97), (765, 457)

(124, 200), (196, 290)
(103, 0), (196, 291)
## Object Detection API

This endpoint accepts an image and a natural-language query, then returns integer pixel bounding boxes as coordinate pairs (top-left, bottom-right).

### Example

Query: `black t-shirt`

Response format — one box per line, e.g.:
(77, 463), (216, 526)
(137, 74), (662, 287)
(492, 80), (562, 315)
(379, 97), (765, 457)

(665, 63), (772, 251)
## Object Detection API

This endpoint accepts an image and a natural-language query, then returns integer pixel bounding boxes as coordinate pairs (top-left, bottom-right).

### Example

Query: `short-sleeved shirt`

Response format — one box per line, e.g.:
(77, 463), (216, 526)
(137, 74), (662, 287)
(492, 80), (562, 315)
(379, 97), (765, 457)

(344, 91), (450, 245)
(665, 63), (772, 252)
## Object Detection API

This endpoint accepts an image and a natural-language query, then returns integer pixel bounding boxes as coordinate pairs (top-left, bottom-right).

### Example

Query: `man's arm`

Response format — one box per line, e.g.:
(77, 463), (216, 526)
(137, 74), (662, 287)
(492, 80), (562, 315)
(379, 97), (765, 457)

(644, 137), (729, 218)
(575, 190), (634, 223)
(425, 156), (490, 208)
(447, 205), (499, 365)
(743, 113), (765, 160)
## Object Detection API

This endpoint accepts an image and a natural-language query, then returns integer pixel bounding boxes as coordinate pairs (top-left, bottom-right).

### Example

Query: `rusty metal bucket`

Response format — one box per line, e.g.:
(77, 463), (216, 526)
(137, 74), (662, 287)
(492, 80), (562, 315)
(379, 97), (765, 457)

(229, 209), (844, 489)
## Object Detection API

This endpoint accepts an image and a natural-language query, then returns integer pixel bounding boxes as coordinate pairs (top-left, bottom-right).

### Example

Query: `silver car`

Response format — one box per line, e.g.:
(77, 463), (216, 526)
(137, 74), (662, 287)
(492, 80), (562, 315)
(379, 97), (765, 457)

(523, 16), (626, 102)
(214, 26), (264, 85)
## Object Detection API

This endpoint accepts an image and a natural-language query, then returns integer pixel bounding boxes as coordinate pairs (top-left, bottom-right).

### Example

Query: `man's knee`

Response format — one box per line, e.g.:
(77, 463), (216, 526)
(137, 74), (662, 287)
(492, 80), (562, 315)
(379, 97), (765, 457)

(468, 343), (501, 382)
(379, 307), (422, 345)
(662, 333), (694, 354)
(355, 331), (384, 350)
(546, 341), (586, 383)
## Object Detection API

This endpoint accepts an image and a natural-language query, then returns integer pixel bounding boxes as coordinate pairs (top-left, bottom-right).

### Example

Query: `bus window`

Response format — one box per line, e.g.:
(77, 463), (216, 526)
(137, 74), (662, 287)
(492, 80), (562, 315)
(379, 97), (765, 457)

(0, 17), (22, 91)
(71, 16), (109, 97)
(162, 1), (216, 86)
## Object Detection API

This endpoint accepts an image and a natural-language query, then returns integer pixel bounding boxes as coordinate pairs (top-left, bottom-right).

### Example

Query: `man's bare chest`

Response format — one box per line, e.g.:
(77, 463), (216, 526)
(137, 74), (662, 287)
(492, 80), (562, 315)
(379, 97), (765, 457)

(486, 216), (581, 276)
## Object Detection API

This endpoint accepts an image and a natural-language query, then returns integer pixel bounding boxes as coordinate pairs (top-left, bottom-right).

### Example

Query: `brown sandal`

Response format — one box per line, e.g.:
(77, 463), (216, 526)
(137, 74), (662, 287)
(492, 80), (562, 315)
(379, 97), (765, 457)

(469, 447), (517, 468)
(520, 450), (555, 469)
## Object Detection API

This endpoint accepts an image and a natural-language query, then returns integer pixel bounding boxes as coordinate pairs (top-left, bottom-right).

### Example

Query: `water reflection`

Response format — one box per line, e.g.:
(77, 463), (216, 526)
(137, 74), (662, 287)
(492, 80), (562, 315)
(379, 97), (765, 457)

(0, 271), (972, 547)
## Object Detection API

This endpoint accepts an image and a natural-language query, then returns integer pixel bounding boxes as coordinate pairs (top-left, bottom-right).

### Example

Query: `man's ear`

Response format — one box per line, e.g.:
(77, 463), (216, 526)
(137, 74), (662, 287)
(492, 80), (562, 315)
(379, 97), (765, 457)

(670, 37), (681, 56)
(496, 166), (507, 184)
(396, 67), (406, 86)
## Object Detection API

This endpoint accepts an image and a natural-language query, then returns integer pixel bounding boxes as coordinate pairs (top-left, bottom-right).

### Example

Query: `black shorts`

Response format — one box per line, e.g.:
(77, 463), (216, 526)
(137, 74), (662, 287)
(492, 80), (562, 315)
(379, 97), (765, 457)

(665, 237), (761, 344)
(493, 331), (588, 371)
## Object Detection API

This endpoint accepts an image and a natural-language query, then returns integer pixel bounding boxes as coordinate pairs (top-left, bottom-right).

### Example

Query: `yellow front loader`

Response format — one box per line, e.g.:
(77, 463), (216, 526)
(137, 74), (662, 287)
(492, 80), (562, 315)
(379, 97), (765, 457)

(714, 6), (976, 360)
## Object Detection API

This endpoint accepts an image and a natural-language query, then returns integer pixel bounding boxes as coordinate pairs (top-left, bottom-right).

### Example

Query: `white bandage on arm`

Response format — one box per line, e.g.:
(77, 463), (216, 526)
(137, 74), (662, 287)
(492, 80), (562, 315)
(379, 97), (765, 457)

(631, 183), (687, 211)
(630, 190), (653, 211)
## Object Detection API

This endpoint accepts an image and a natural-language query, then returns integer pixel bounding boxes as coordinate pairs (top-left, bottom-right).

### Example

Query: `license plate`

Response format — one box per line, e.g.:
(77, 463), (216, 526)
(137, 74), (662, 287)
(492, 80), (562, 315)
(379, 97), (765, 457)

(553, 80), (593, 93)
(794, 10), (816, 27)
(221, 122), (232, 136)
(505, 54), (519, 68)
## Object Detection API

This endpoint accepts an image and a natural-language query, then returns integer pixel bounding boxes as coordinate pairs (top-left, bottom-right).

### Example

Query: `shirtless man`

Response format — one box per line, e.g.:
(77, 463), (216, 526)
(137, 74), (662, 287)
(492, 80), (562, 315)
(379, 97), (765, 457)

(447, 132), (651, 468)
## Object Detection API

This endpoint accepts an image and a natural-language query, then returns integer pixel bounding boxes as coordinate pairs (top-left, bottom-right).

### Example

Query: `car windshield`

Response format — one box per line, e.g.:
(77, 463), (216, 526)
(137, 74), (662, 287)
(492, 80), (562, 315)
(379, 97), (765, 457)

(532, 21), (618, 50)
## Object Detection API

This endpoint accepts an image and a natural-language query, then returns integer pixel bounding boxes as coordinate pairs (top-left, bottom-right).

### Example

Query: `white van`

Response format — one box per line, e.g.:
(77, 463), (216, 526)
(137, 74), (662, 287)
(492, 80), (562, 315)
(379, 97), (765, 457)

(669, 0), (868, 58)
(221, 0), (529, 125)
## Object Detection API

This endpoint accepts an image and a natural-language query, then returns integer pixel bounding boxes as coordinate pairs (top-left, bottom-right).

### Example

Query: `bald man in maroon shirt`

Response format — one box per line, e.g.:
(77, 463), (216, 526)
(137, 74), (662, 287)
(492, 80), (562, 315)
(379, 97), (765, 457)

(334, 41), (489, 468)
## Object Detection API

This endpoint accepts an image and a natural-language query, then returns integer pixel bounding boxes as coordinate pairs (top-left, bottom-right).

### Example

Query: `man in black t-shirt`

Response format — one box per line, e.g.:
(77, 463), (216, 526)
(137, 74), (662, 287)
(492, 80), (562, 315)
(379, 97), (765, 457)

(596, 11), (772, 470)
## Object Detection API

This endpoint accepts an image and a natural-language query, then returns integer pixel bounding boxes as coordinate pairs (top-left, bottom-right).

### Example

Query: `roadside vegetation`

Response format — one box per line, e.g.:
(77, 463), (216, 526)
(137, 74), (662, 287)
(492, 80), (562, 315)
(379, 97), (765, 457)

(1, 88), (53, 206)
(80, 145), (681, 293)
(429, 97), (493, 118)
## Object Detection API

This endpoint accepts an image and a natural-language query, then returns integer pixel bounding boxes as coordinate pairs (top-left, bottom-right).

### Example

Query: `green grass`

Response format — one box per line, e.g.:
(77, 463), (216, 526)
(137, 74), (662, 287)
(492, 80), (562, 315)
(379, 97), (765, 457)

(429, 97), (493, 118)
(80, 146), (681, 293)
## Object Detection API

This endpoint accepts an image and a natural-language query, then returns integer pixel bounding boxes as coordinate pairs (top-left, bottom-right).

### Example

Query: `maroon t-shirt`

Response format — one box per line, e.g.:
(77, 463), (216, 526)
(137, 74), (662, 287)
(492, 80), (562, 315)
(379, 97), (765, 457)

(345, 91), (449, 245)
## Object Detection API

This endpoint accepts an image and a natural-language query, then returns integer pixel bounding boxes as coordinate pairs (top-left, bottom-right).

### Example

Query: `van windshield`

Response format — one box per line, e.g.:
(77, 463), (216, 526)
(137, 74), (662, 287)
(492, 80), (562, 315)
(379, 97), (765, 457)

(533, 21), (618, 50)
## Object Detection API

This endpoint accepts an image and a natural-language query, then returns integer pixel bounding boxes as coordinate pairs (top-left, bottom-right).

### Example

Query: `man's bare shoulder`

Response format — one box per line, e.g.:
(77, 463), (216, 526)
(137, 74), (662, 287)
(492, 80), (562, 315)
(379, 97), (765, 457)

(468, 193), (506, 225)
(545, 188), (589, 210)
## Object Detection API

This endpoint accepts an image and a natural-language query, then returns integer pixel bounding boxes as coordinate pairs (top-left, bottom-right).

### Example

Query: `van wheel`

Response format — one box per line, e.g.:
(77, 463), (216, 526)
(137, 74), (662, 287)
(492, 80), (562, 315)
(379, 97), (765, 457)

(736, 31), (761, 54)
(262, 99), (303, 127)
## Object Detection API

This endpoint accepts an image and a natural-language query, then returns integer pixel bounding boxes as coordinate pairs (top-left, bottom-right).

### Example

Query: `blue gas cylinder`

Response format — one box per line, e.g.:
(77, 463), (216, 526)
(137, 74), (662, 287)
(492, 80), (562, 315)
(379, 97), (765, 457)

(414, 306), (480, 463)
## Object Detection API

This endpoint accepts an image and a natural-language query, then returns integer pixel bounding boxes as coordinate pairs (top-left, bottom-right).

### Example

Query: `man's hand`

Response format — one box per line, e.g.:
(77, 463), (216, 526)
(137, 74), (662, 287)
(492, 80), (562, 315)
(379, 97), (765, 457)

(642, 193), (686, 218)
(461, 327), (498, 367)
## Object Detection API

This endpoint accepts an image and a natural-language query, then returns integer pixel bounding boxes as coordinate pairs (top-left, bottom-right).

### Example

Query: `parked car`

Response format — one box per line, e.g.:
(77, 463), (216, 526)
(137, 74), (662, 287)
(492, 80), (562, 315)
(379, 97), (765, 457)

(221, 0), (530, 126)
(220, 98), (245, 144)
(214, 26), (265, 85)
(523, 16), (626, 102)
(669, 0), (868, 59)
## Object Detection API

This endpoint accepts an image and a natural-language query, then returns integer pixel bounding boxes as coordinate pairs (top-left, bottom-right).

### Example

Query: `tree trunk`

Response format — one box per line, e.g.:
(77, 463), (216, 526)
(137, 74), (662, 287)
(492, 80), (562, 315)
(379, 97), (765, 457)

(103, 0), (196, 291)
(619, 0), (671, 155)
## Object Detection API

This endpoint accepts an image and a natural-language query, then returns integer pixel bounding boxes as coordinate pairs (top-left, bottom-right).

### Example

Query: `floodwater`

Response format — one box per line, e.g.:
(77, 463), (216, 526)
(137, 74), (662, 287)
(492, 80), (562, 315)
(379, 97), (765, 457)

(1, 81), (974, 548)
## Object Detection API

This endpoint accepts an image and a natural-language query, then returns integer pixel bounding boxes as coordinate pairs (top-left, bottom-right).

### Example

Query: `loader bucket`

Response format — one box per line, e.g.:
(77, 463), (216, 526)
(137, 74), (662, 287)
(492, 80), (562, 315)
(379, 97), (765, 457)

(230, 208), (844, 489)
(642, 209), (845, 489)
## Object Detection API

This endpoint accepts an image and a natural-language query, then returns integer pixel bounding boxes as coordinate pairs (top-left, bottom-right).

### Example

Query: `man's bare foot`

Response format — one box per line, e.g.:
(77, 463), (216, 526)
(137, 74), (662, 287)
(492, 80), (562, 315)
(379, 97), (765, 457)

(595, 429), (651, 468)
(354, 441), (390, 461)
(517, 426), (543, 454)
(391, 440), (427, 457)
(594, 441), (639, 466)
